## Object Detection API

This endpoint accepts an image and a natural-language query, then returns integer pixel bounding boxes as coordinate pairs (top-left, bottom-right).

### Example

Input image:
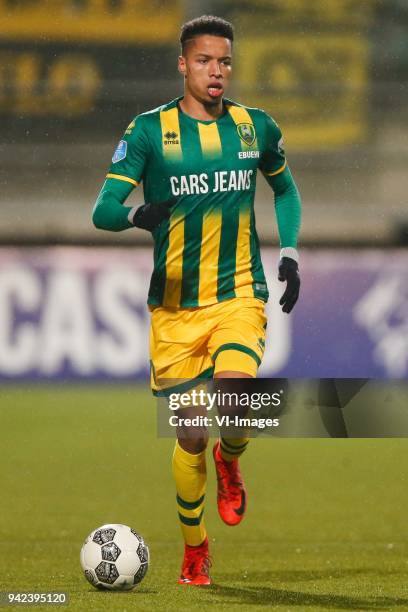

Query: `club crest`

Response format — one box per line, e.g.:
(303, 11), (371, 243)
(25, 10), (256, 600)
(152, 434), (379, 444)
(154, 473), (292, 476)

(237, 123), (256, 146)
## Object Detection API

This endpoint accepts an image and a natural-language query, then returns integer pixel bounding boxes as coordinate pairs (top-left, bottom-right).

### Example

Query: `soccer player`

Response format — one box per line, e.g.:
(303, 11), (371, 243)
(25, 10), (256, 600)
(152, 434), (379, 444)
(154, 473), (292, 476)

(92, 15), (301, 585)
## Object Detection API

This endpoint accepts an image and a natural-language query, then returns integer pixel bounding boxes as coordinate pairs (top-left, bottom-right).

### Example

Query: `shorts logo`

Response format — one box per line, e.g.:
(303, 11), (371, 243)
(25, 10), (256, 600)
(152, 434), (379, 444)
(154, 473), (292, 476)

(112, 140), (127, 163)
(237, 123), (256, 146)
(163, 131), (179, 145)
(257, 337), (265, 352)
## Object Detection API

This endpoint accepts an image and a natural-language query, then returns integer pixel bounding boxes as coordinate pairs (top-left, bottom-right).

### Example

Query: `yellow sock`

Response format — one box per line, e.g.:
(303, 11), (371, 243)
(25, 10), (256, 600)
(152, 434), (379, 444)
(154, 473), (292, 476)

(220, 437), (249, 461)
(172, 441), (207, 546)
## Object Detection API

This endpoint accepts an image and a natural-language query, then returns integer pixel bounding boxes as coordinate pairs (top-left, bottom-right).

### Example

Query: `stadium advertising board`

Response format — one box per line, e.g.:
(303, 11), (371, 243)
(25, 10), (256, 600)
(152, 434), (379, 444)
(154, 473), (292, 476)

(0, 0), (372, 152)
(0, 0), (181, 130)
(0, 247), (406, 381)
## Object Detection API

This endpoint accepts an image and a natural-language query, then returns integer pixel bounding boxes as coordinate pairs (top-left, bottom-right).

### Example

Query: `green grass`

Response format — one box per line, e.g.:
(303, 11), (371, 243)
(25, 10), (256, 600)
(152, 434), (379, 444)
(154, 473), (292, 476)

(1, 385), (408, 611)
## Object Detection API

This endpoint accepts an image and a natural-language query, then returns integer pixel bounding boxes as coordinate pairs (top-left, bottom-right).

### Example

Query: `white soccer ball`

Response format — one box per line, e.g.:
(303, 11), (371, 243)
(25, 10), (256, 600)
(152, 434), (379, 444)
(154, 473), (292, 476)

(80, 524), (149, 590)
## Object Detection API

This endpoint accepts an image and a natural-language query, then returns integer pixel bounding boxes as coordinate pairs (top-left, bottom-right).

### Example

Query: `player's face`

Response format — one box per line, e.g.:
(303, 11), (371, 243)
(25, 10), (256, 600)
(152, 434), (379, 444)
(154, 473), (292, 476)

(178, 35), (232, 105)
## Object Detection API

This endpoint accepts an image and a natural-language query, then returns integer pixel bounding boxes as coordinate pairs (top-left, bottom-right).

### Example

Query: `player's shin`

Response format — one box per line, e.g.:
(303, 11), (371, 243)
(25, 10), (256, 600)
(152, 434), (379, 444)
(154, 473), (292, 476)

(172, 440), (207, 546)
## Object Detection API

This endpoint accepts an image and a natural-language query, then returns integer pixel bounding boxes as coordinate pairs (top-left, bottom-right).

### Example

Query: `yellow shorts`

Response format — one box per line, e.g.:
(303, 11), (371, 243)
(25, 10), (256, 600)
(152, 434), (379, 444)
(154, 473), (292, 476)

(149, 297), (267, 395)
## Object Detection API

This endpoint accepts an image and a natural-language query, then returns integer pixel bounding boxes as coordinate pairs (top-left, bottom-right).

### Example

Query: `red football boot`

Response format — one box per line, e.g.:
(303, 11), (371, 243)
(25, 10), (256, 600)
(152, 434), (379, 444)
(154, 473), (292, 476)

(213, 440), (247, 526)
(178, 537), (212, 586)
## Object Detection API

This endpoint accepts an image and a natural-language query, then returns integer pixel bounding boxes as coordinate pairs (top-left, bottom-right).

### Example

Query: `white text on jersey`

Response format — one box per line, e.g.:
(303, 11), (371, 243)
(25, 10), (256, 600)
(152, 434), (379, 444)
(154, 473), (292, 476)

(170, 170), (254, 196)
(238, 151), (260, 159)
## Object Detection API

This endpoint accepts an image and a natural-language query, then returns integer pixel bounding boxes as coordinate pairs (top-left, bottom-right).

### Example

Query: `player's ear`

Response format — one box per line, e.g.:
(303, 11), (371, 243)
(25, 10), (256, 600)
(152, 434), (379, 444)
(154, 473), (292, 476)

(178, 55), (186, 77)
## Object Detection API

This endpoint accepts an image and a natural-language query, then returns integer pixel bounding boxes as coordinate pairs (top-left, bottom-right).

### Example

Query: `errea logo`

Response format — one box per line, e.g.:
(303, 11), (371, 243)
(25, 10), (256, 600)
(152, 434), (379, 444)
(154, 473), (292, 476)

(238, 150), (260, 159)
(163, 131), (179, 145)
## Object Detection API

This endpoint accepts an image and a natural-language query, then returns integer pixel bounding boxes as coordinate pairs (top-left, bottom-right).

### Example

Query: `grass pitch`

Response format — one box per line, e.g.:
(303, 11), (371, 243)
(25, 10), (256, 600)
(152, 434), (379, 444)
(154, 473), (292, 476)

(1, 385), (408, 611)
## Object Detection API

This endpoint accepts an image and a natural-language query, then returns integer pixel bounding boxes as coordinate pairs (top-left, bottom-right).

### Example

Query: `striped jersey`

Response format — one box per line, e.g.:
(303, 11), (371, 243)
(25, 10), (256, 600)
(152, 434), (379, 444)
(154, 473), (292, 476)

(107, 97), (286, 308)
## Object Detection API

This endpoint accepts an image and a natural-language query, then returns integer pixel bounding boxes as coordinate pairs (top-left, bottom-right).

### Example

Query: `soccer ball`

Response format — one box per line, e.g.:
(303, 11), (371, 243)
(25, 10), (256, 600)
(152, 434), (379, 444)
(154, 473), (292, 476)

(80, 524), (149, 590)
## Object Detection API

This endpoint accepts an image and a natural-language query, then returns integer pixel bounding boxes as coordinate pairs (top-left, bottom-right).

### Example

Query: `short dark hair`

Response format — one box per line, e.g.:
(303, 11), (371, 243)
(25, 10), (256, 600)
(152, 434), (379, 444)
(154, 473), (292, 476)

(180, 15), (234, 54)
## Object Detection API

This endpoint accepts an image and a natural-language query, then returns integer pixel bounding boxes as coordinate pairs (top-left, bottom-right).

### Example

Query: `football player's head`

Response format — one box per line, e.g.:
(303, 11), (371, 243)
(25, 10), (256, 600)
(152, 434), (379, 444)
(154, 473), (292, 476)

(178, 15), (233, 106)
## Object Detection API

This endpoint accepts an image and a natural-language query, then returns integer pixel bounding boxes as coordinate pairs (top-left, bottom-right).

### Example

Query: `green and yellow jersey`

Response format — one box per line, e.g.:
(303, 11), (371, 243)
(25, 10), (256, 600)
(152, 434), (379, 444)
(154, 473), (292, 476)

(101, 97), (293, 309)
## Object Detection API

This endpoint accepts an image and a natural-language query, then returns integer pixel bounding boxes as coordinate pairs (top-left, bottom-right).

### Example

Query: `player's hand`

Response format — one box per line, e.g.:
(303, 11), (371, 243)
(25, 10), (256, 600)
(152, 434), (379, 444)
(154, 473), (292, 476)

(132, 198), (177, 231)
(278, 257), (300, 314)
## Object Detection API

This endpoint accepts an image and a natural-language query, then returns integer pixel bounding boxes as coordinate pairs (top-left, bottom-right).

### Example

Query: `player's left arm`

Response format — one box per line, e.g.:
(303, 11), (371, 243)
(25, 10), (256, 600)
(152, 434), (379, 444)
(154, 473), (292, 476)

(259, 113), (302, 313)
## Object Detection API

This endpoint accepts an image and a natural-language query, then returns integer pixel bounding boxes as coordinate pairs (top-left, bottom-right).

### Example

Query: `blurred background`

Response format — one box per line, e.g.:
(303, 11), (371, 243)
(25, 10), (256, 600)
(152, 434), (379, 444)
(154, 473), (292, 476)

(0, 0), (407, 381)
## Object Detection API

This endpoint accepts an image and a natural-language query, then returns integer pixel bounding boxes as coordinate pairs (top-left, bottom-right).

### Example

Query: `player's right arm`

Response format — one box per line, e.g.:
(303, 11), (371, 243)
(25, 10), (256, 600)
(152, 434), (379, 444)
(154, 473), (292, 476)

(92, 117), (148, 232)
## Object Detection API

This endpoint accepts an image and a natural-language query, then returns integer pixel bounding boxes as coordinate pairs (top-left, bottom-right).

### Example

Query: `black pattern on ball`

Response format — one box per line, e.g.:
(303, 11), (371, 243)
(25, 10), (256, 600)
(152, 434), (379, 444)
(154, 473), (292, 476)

(137, 542), (149, 563)
(130, 528), (143, 542)
(101, 542), (121, 562)
(95, 561), (119, 584)
(133, 563), (148, 584)
(93, 528), (116, 545)
(84, 569), (97, 586)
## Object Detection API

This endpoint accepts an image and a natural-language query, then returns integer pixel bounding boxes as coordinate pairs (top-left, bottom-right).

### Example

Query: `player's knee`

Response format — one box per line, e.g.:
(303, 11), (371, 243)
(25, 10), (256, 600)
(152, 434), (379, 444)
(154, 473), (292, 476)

(177, 433), (208, 454)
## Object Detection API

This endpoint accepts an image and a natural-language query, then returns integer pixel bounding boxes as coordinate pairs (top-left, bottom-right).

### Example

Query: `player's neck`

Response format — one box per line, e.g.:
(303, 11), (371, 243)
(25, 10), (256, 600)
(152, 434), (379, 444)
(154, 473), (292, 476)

(179, 94), (224, 122)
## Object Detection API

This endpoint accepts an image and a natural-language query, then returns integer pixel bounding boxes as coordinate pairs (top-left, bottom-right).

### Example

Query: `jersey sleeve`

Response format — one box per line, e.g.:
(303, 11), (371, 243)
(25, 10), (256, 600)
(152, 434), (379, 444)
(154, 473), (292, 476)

(259, 112), (287, 177)
(106, 116), (150, 187)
